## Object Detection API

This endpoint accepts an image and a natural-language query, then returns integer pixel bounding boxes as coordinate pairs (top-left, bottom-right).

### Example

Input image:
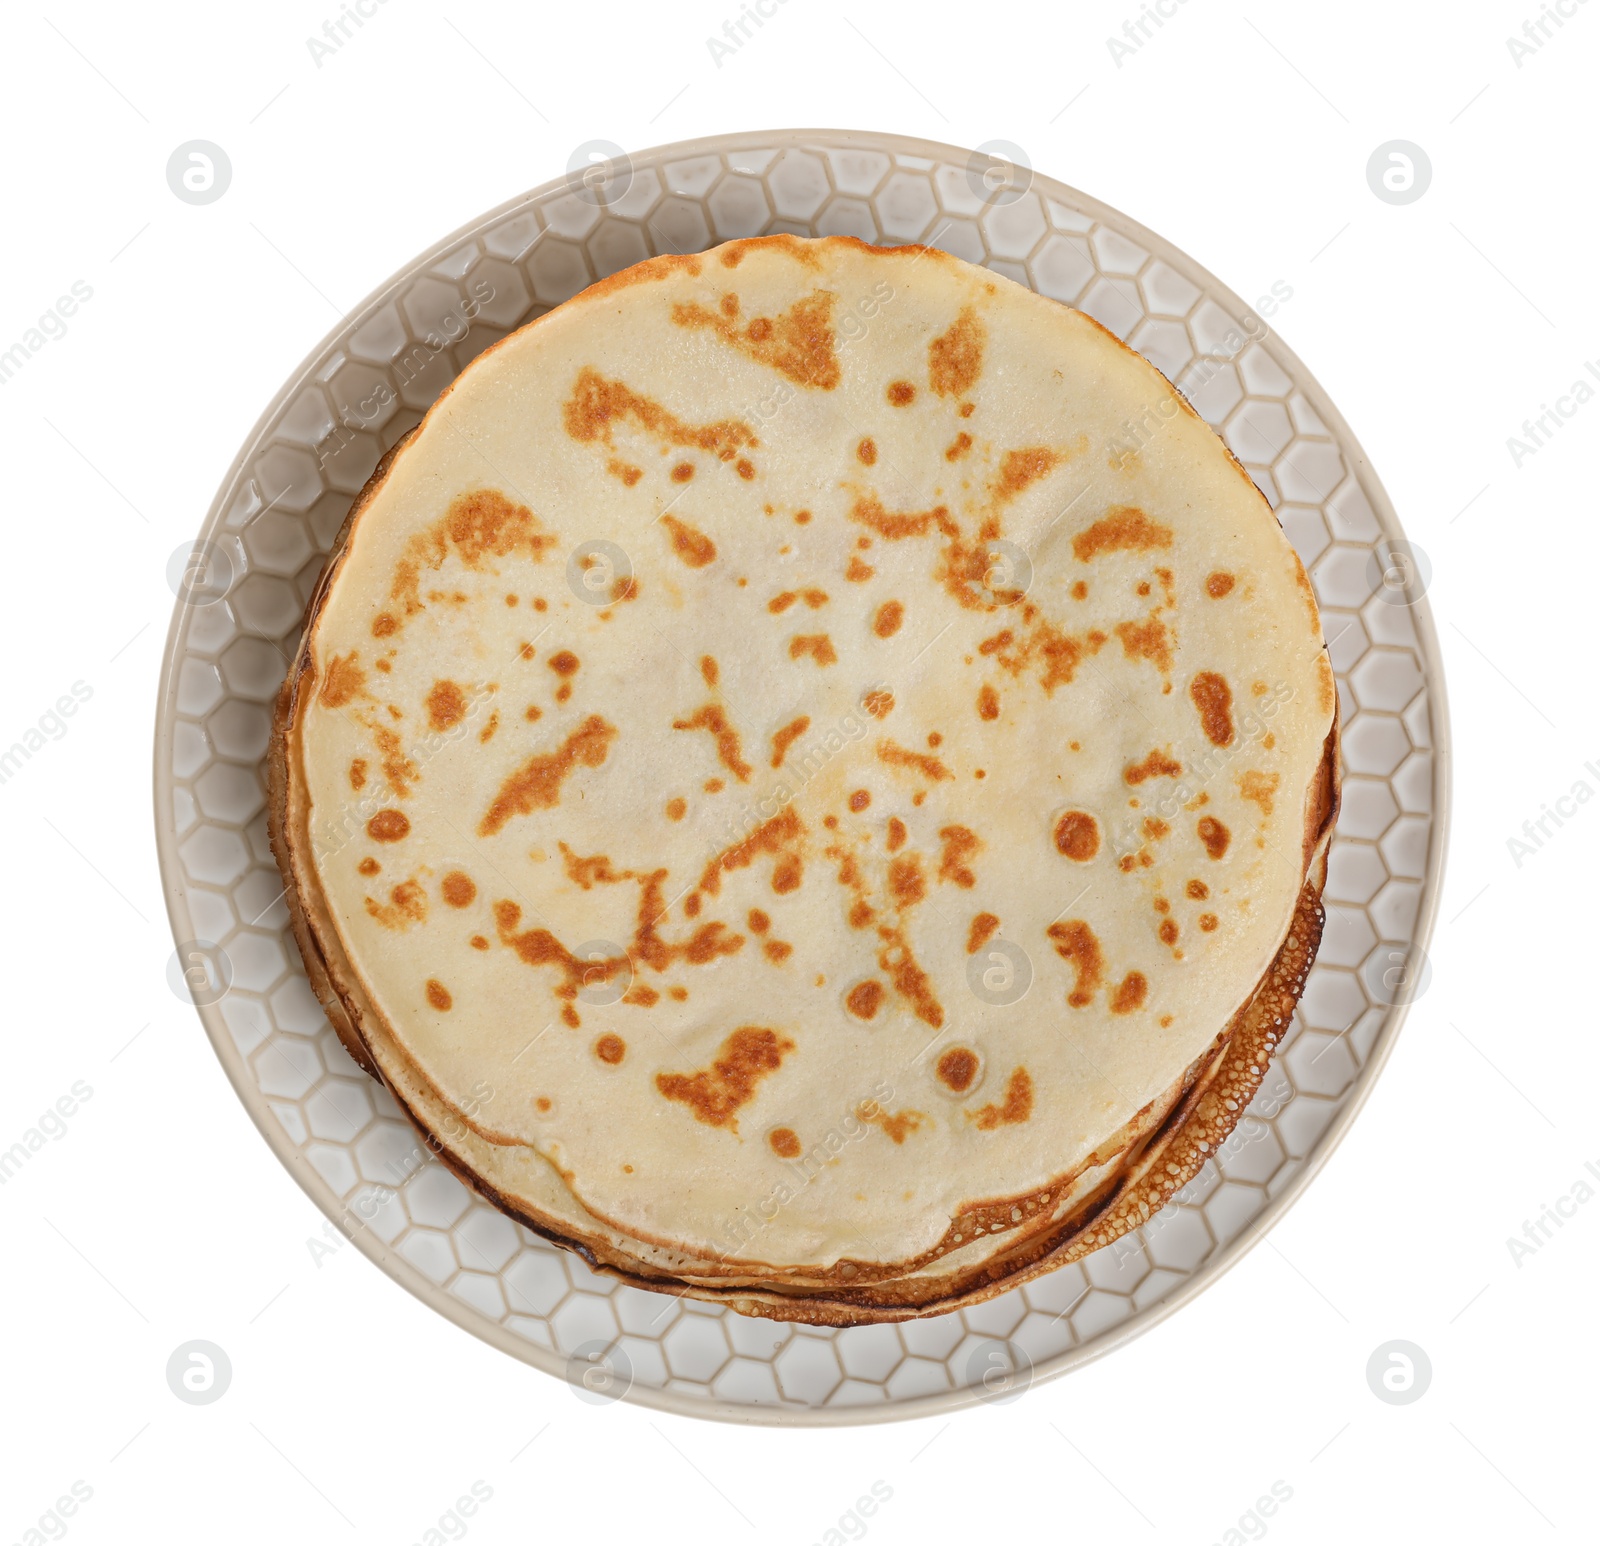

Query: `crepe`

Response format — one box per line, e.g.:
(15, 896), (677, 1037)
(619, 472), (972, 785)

(270, 234), (1337, 1323)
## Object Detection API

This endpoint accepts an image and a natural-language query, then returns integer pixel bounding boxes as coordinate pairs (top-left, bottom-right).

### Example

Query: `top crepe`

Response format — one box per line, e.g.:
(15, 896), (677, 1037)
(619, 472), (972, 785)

(275, 235), (1336, 1289)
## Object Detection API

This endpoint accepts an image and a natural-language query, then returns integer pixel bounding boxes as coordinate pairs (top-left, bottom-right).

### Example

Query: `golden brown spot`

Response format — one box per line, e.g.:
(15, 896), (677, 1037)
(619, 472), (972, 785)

(479, 716), (617, 836)
(944, 432), (973, 461)
(548, 651), (579, 678)
(846, 554), (876, 582)
(745, 909), (770, 934)
(699, 655), (718, 687)
(769, 1126), (802, 1158)
(993, 447), (1062, 501)
(349, 758), (368, 791)
(595, 1034), (626, 1065)
(357, 856), (380, 877)
(673, 703), (753, 782)
(1186, 879), (1209, 899)
(524, 705), (543, 723)
(1143, 817), (1170, 840)
(967, 913), (1000, 954)
(886, 817), (907, 852)
(1111, 972), (1148, 1013)
(624, 985), (659, 1007)
(367, 810), (410, 843)
(862, 688), (894, 719)
(1159, 919), (1179, 946)
(425, 979), (452, 1011)
(671, 290), (840, 390)
(770, 715), (811, 768)
(666, 797), (687, 821)
(705, 777), (724, 794)
(1125, 748), (1182, 785)
(319, 652), (366, 709)
(441, 871), (476, 908)
(878, 739), (951, 782)
(768, 845), (800, 896)
(789, 633), (837, 666)
(563, 366), (757, 461)
(655, 1026), (795, 1131)
(554, 684), (572, 704)
(1114, 614), (1174, 674)
(846, 980), (885, 1020)
(1199, 913), (1219, 932)
(928, 306), (985, 398)
(847, 788), (871, 813)
(369, 724), (418, 799)
(1238, 770), (1281, 816)
(1190, 671), (1235, 747)
(877, 924), (943, 1028)
(736, 458), (755, 480)
(970, 1067), (1033, 1130)
(558, 844), (632, 891)
(1070, 580), (1088, 601)
(888, 854), (925, 908)
(1071, 506), (1174, 562)
(794, 509), (811, 525)
(1206, 570), (1236, 598)
(479, 711), (499, 743)
(873, 600), (904, 638)
(859, 1102), (926, 1144)
(938, 825), (980, 888)
(668, 986), (688, 1001)
(1053, 810), (1100, 862)
(856, 437), (878, 466)
(366, 879), (427, 931)
(849, 492), (957, 543)
(768, 591), (797, 614)
(660, 514), (717, 569)
(937, 1047), (979, 1092)
(697, 807), (804, 897)
(684, 893), (702, 918)
(383, 490), (557, 633)
(671, 461), (695, 483)
(470, 934), (489, 950)
(1047, 920), (1103, 1008)
(425, 679), (466, 732)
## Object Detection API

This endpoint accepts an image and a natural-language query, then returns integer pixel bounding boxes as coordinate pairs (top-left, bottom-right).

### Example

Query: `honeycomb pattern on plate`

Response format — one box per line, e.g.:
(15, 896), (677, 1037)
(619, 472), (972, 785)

(155, 132), (1445, 1424)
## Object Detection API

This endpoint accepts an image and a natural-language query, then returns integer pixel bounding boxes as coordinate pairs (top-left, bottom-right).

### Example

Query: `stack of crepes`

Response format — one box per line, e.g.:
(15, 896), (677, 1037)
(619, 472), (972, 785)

(270, 236), (1338, 1324)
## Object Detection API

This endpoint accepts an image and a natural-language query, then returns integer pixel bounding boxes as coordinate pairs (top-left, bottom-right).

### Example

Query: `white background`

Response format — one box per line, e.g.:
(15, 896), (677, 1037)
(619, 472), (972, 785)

(1, 0), (1595, 1541)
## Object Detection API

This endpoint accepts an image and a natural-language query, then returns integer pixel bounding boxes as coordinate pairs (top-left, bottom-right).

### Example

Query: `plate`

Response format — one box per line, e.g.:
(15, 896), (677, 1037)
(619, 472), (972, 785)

(154, 128), (1448, 1425)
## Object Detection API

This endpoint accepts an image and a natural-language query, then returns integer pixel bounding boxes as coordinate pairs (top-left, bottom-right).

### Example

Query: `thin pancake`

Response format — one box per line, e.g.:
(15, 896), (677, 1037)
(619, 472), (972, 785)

(271, 235), (1337, 1316)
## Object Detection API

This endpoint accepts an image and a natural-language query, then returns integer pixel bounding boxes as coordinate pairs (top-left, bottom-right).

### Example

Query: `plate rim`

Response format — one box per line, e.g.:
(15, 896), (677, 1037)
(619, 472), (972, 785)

(152, 125), (1451, 1426)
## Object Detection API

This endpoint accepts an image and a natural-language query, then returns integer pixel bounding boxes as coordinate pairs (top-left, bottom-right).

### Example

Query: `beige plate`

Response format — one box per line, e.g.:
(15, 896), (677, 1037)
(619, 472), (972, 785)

(154, 129), (1448, 1423)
